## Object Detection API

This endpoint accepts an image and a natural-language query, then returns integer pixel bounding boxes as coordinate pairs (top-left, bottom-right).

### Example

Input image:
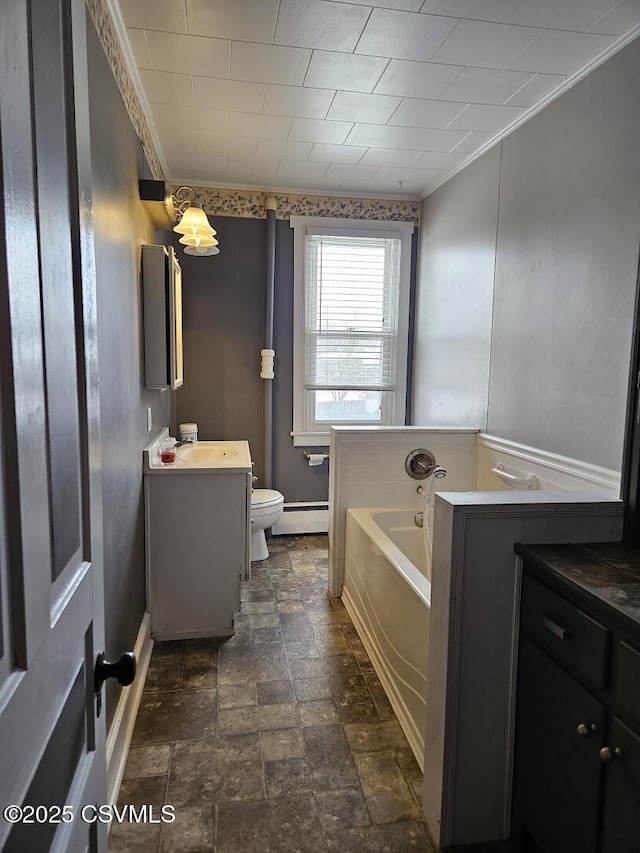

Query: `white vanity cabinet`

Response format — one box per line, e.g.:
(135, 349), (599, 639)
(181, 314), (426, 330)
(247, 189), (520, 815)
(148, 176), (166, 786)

(144, 434), (252, 640)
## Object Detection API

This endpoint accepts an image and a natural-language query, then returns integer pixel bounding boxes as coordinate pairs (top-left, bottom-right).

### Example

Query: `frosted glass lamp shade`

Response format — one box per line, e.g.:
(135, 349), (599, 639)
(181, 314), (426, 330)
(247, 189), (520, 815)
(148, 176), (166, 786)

(184, 245), (220, 256)
(174, 205), (217, 236)
(178, 232), (219, 248)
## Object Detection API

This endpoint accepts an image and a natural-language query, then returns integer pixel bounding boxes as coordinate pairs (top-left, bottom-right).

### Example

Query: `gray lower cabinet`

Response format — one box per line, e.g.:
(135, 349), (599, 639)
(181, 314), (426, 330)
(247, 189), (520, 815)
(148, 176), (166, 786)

(145, 470), (251, 640)
(513, 567), (640, 852)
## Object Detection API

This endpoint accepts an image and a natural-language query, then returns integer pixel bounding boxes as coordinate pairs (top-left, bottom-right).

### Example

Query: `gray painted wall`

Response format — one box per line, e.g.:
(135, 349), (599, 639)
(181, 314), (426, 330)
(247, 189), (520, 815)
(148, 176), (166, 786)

(175, 217), (330, 501)
(414, 37), (640, 472)
(413, 146), (500, 428)
(87, 17), (172, 724)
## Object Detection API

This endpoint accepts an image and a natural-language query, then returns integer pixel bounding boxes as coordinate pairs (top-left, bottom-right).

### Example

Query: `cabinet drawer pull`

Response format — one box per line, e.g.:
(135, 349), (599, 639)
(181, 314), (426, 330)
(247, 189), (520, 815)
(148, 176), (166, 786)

(599, 746), (622, 763)
(544, 617), (570, 641)
(577, 723), (598, 738)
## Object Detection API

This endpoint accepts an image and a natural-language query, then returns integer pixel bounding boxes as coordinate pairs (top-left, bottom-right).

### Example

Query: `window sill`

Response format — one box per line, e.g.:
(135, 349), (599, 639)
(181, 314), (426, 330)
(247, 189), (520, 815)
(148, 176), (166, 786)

(290, 431), (330, 447)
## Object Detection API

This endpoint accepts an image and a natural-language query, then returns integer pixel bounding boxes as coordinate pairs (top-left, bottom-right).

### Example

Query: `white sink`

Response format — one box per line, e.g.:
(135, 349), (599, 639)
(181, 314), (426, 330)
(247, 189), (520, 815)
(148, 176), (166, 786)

(144, 435), (252, 473)
(174, 440), (250, 470)
(178, 444), (239, 464)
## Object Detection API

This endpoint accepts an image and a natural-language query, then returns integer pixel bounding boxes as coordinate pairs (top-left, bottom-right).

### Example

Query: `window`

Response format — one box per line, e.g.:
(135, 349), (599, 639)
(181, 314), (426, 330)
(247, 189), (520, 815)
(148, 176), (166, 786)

(291, 216), (413, 446)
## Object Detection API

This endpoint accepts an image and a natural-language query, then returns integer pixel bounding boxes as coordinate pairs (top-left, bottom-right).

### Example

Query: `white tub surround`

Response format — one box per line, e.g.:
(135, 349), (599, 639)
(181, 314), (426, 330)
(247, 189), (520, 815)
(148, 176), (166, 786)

(424, 491), (623, 849)
(476, 433), (621, 494)
(344, 508), (430, 767)
(329, 427), (477, 598)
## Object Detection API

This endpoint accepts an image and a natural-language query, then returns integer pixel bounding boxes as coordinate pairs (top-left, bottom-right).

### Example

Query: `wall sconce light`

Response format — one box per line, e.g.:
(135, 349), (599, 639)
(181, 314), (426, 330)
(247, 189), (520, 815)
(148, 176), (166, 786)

(172, 186), (220, 257)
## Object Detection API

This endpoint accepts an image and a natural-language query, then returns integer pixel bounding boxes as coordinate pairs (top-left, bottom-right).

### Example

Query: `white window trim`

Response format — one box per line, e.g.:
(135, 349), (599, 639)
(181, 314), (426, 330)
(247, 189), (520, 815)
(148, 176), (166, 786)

(290, 215), (414, 448)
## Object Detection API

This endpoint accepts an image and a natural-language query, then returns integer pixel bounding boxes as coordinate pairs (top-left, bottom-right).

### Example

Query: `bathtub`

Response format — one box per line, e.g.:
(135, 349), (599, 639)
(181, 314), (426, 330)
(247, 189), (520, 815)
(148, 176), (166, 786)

(343, 507), (431, 769)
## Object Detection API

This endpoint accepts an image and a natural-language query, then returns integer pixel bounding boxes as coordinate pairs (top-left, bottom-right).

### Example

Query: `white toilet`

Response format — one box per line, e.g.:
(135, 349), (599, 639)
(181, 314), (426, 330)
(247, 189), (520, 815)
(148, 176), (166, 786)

(251, 488), (285, 561)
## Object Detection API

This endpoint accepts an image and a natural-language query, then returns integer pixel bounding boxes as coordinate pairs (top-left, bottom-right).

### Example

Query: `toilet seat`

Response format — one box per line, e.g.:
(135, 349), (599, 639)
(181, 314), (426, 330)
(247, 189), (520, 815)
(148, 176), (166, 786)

(251, 488), (283, 509)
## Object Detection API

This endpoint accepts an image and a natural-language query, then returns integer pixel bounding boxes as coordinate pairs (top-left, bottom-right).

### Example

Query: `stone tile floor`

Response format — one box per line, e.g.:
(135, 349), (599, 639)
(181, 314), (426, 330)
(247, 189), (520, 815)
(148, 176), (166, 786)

(110, 535), (435, 852)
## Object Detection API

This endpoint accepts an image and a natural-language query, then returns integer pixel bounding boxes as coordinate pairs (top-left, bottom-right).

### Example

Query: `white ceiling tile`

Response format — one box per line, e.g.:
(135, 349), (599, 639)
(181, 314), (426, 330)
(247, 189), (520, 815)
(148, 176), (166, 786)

(326, 92), (401, 124)
(449, 130), (493, 153)
(589, 1), (640, 35)
(230, 112), (292, 139)
(355, 9), (458, 62)
(308, 143), (367, 163)
(420, 0), (523, 23)
(503, 72), (565, 107)
(231, 42), (312, 85)
(126, 28), (153, 69)
(304, 51), (389, 93)
(139, 70), (195, 106)
(288, 117), (353, 143)
(263, 85), (335, 119)
(333, 0), (423, 9)
(293, 175), (348, 191)
(181, 151), (229, 171)
(345, 123), (413, 147)
(507, 30), (616, 74)
(387, 98), (467, 128)
(145, 31), (230, 77)
(163, 103), (230, 135)
(399, 127), (470, 151)
(228, 154), (279, 172)
(359, 148), (422, 166)
(186, 0), (279, 42)
(439, 67), (534, 105)
(373, 59), (462, 98)
(250, 171), (298, 187)
(193, 77), (265, 112)
(323, 163), (380, 183)
(120, 0), (187, 32)
(202, 169), (253, 184)
(432, 20), (541, 69)
(156, 128), (199, 156)
(171, 166), (206, 182)
(412, 150), (466, 169)
(199, 134), (258, 157)
(274, 0), (371, 52)
(148, 101), (167, 130)
(506, 0), (620, 32)
(448, 103), (525, 131)
(256, 138), (314, 160)
(276, 160), (332, 181)
(368, 176), (435, 194)
(370, 165), (438, 183)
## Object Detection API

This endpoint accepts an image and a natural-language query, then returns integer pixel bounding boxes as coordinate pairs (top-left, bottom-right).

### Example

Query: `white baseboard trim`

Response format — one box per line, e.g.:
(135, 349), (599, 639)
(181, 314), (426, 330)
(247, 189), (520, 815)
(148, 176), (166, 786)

(477, 433), (621, 493)
(272, 503), (329, 535)
(106, 612), (154, 809)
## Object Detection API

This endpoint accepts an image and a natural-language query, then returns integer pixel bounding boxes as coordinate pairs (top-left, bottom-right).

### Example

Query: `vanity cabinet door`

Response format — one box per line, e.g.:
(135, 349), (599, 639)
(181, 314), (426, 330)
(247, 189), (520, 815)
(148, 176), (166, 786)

(514, 636), (605, 853)
(600, 717), (640, 853)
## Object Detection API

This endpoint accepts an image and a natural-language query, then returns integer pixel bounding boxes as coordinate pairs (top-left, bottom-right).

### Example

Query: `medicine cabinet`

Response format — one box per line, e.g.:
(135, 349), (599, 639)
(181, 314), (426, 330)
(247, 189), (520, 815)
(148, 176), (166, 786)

(142, 244), (183, 390)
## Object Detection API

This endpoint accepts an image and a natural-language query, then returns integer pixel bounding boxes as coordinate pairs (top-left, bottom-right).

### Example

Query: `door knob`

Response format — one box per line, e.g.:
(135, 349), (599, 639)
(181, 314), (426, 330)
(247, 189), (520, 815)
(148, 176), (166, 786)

(94, 651), (137, 694)
(577, 723), (598, 738)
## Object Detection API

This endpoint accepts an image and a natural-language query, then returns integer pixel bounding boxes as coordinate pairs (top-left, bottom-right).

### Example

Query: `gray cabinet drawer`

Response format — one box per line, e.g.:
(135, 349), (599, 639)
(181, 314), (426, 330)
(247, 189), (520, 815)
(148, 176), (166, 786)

(521, 574), (610, 687)
(613, 640), (640, 724)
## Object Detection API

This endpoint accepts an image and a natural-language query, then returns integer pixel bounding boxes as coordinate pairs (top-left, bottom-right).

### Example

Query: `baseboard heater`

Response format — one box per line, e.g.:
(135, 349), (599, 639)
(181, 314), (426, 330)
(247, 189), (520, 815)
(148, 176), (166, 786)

(272, 501), (329, 535)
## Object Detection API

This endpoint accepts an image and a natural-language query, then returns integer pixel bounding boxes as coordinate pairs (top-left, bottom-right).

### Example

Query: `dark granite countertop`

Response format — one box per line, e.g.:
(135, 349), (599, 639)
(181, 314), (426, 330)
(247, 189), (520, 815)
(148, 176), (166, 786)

(515, 542), (640, 631)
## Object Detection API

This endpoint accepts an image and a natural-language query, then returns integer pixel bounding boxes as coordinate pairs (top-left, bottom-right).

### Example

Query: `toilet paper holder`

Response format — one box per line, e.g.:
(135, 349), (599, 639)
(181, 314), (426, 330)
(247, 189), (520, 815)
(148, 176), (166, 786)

(303, 451), (330, 466)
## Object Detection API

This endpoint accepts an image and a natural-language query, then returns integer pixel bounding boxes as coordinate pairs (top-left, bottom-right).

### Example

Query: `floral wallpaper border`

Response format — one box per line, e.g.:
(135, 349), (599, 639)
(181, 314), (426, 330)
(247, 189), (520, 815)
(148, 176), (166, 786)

(87, 0), (166, 181)
(87, 1), (420, 223)
(172, 186), (420, 223)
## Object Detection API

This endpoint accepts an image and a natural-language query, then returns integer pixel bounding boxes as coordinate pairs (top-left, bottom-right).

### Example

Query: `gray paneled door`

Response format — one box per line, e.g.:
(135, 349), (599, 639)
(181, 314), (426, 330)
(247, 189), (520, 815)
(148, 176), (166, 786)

(0, 0), (108, 851)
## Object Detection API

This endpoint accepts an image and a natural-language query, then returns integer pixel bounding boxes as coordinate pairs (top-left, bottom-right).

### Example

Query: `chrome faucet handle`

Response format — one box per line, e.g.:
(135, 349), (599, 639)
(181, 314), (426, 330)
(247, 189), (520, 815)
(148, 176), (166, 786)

(251, 475), (258, 484)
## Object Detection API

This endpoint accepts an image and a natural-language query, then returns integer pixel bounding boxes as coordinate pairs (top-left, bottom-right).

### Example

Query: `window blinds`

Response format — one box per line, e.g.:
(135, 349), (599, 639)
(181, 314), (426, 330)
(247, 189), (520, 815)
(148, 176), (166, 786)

(304, 232), (401, 392)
